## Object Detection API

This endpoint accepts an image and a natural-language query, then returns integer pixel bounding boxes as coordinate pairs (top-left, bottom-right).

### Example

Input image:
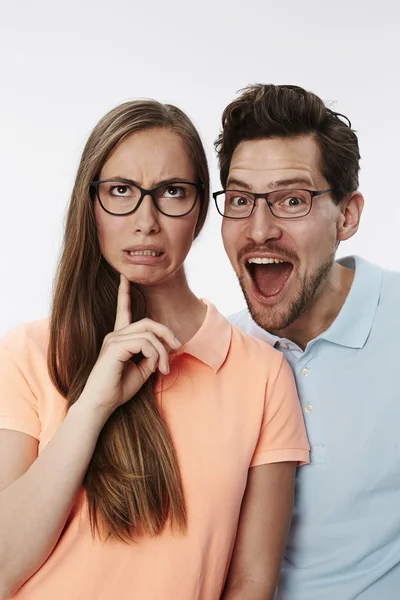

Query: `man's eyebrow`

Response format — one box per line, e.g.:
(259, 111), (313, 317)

(267, 177), (314, 189)
(225, 178), (252, 190)
(225, 176), (314, 190)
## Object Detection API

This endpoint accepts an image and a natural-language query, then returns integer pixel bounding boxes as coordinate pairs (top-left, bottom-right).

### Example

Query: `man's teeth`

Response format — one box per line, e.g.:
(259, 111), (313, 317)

(247, 258), (286, 264)
(128, 250), (162, 257)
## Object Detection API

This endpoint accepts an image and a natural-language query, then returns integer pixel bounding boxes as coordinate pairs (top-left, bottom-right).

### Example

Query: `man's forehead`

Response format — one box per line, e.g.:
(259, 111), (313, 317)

(228, 136), (321, 188)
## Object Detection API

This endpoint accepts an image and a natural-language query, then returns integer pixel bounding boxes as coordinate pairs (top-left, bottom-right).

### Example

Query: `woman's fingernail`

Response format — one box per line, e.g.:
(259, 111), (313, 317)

(174, 337), (181, 346)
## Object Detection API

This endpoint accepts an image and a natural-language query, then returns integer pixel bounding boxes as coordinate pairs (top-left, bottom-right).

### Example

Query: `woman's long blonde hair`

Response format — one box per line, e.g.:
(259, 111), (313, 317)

(48, 100), (210, 541)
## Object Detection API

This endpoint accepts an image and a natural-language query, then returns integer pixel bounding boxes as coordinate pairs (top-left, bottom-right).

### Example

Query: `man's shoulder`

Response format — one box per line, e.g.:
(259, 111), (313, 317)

(380, 264), (400, 291)
(376, 266), (400, 323)
(338, 256), (400, 325)
(352, 256), (400, 288)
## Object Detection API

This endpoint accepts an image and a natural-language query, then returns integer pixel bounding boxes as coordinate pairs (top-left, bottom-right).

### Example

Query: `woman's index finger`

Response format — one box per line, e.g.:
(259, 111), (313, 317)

(114, 274), (132, 331)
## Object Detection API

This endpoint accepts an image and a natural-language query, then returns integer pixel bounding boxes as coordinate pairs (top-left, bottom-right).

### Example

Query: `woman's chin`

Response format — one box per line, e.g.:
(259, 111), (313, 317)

(121, 267), (172, 289)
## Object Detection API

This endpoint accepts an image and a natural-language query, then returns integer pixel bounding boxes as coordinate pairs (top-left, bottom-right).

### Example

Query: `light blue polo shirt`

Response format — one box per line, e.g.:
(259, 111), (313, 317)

(230, 256), (400, 600)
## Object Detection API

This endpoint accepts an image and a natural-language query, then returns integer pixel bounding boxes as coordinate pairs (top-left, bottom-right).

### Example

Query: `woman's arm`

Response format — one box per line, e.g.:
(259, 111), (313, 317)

(0, 275), (180, 599)
(0, 402), (110, 599)
(221, 461), (296, 600)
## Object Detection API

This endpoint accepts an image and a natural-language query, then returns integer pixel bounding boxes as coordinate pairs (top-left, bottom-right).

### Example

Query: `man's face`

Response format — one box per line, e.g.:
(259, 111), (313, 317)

(221, 135), (347, 333)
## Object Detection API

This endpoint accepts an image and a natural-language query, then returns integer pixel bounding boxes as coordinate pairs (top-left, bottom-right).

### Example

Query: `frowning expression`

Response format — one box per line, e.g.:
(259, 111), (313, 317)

(95, 127), (201, 288)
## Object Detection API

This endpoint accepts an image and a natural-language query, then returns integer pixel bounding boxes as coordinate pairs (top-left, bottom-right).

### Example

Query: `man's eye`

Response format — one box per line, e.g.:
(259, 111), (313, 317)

(231, 196), (250, 206)
(284, 196), (304, 206)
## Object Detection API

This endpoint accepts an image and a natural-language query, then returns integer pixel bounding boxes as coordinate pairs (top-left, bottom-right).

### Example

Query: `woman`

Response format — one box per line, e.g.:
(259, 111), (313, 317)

(0, 100), (309, 600)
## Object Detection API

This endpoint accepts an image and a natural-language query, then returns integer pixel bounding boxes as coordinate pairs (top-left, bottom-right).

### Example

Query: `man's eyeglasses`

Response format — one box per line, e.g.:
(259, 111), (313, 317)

(91, 179), (204, 217)
(213, 188), (333, 220)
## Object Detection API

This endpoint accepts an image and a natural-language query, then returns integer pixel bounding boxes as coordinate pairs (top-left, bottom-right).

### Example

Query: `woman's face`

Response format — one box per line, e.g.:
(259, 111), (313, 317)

(95, 127), (201, 289)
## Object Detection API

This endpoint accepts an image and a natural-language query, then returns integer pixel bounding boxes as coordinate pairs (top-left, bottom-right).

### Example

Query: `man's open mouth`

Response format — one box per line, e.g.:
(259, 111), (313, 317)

(246, 257), (294, 298)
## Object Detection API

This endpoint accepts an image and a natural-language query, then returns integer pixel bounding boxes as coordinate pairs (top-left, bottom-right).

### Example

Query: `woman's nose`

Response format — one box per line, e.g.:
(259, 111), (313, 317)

(131, 194), (161, 235)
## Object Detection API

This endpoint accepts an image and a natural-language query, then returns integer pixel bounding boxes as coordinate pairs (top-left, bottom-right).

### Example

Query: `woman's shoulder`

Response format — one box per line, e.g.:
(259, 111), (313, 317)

(1, 318), (50, 357)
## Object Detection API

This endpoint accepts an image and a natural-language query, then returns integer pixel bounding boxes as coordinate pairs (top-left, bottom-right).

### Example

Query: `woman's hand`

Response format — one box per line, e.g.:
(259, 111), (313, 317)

(80, 274), (181, 415)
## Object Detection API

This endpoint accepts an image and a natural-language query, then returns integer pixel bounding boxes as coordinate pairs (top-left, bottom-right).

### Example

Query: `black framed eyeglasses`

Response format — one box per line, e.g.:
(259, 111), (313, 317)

(91, 179), (204, 217)
(213, 188), (333, 219)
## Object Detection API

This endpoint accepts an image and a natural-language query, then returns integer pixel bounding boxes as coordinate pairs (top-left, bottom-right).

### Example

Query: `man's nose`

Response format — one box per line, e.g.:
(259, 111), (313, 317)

(131, 194), (160, 235)
(246, 200), (283, 244)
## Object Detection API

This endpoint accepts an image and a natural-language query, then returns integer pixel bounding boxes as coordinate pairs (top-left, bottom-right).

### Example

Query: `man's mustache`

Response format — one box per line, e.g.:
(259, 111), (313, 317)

(237, 242), (299, 265)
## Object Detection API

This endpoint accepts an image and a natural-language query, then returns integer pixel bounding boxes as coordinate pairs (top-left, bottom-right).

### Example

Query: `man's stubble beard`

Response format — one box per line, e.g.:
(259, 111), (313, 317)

(238, 251), (336, 334)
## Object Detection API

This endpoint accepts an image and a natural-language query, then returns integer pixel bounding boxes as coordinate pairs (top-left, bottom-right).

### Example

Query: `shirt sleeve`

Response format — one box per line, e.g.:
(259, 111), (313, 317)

(0, 327), (41, 439)
(251, 354), (310, 467)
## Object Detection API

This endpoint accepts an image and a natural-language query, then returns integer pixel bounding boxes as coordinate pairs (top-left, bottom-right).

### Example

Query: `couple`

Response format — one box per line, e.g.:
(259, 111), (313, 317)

(0, 84), (399, 600)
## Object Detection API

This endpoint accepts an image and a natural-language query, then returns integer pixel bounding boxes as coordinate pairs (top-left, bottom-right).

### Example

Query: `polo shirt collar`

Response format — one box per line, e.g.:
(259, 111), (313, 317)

(179, 300), (232, 372)
(319, 255), (382, 349)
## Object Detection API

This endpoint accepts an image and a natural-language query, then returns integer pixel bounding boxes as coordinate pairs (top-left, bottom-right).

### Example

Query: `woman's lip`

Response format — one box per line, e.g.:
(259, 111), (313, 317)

(123, 250), (166, 266)
(124, 246), (164, 253)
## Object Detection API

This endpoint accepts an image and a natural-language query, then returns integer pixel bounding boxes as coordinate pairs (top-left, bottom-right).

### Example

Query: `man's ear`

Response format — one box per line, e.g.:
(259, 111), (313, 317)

(337, 191), (364, 242)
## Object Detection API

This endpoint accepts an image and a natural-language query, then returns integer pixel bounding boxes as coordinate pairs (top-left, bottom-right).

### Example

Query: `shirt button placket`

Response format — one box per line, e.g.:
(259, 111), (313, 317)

(300, 367), (312, 414)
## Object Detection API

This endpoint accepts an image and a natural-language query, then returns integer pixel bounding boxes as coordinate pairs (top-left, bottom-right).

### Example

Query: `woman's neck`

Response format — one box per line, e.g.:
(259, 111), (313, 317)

(138, 268), (206, 345)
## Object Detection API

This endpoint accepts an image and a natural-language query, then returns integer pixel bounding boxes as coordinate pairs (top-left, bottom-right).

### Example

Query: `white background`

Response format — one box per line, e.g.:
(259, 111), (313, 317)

(0, 0), (399, 336)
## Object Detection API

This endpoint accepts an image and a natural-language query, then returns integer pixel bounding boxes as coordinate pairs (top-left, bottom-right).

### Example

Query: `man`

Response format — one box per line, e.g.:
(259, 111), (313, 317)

(214, 84), (400, 599)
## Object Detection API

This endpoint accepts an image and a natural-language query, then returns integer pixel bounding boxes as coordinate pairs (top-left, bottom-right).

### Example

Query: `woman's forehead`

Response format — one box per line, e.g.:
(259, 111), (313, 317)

(101, 128), (196, 182)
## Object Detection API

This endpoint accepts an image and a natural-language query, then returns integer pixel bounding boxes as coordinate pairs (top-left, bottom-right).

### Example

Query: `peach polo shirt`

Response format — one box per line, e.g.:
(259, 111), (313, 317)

(0, 301), (309, 600)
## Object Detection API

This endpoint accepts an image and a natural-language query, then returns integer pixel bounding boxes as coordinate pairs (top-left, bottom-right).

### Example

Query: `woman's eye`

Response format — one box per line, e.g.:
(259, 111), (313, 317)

(164, 186), (184, 198)
(110, 185), (131, 197)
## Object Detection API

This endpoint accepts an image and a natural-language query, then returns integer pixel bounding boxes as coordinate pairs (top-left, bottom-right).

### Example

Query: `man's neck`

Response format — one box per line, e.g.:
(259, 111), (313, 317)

(273, 262), (355, 350)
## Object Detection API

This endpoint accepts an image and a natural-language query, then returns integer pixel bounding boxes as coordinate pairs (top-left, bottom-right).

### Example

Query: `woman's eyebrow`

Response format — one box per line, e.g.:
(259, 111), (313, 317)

(101, 176), (192, 186)
(155, 177), (193, 186)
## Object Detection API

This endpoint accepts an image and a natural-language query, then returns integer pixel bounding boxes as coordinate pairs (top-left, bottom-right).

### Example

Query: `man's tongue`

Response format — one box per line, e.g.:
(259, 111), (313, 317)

(252, 263), (292, 298)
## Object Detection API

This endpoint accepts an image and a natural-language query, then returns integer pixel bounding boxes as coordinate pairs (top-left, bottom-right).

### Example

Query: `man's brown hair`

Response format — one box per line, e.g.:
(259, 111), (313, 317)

(215, 84), (360, 203)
